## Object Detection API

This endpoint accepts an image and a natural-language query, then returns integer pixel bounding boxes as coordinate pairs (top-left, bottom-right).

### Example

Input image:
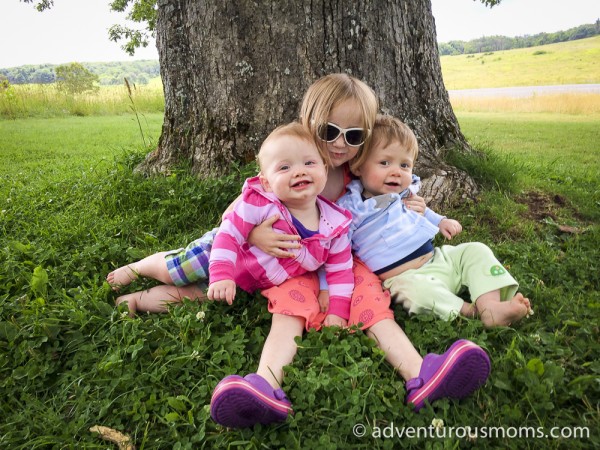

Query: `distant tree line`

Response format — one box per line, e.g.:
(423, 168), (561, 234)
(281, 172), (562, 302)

(438, 21), (600, 56)
(0, 60), (159, 86)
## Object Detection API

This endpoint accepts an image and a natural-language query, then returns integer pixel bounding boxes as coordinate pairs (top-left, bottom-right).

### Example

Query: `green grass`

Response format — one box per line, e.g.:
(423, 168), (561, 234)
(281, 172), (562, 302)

(0, 111), (598, 448)
(441, 35), (600, 89)
(0, 114), (164, 178)
(455, 112), (600, 219)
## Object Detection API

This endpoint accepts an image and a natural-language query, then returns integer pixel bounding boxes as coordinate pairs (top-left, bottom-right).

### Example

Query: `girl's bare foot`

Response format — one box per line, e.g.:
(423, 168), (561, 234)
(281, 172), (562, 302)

(477, 293), (531, 328)
(106, 265), (139, 290)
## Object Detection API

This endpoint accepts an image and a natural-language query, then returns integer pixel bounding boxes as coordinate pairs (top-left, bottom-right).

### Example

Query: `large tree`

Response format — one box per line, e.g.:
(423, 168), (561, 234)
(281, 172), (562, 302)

(24, 0), (500, 207)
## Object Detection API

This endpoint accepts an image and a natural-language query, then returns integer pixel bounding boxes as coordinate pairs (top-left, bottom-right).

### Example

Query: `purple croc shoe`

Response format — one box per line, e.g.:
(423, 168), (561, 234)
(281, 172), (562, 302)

(210, 373), (293, 428)
(406, 339), (491, 411)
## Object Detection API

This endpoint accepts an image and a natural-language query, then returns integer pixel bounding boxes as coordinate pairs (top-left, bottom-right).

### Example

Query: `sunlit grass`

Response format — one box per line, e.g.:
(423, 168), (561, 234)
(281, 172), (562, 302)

(450, 93), (600, 114)
(0, 43), (598, 448)
(0, 79), (164, 119)
(441, 35), (600, 90)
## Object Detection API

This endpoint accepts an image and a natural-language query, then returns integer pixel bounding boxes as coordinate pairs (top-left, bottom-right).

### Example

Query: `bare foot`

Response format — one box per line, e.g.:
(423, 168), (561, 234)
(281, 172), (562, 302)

(106, 265), (139, 290)
(478, 293), (531, 328)
(115, 295), (137, 317)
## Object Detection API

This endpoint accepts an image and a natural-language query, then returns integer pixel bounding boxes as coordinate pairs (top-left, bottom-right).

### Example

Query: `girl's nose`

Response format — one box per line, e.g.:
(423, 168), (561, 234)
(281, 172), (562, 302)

(332, 134), (346, 148)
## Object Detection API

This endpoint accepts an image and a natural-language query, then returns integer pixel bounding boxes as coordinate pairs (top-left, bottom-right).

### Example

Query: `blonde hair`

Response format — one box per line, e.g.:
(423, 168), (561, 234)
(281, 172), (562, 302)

(350, 114), (419, 173)
(299, 74), (378, 165)
(257, 122), (330, 170)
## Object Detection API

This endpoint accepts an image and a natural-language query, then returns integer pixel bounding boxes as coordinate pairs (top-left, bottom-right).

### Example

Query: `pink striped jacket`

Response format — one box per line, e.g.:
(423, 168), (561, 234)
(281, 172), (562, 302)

(209, 176), (354, 319)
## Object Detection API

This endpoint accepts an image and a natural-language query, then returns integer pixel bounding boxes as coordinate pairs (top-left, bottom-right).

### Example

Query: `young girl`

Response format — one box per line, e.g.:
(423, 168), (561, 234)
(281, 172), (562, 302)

(210, 76), (490, 428)
(337, 114), (532, 327)
(108, 74), (491, 419)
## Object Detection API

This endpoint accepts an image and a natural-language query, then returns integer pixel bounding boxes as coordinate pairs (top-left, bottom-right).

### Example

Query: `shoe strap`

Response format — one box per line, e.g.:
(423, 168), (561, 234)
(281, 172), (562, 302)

(273, 388), (289, 402)
(405, 377), (424, 393)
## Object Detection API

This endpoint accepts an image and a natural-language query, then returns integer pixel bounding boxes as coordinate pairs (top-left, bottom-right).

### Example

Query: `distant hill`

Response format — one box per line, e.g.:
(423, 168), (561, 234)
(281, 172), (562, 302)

(0, 60), (160, 86)
(438, 21), (600, 55)
(440, 35), (600, 90)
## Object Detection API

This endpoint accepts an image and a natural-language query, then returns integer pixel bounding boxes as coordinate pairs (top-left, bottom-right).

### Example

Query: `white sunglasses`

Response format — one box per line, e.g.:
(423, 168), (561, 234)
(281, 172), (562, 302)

(317, 122), (368, 147)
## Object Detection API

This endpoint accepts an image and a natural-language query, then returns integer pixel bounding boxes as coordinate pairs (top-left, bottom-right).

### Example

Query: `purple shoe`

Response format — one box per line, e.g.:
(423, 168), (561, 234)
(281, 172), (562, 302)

(210, 373), (292, 428)
(406, 339), (490, 411)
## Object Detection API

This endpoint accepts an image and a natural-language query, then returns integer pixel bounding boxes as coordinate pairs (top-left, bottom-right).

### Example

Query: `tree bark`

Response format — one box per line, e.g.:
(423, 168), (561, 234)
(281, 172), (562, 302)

(140, 0), (478, 208)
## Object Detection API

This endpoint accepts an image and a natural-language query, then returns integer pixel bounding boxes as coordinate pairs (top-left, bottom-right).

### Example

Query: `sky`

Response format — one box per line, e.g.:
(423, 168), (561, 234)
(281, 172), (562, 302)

(1, 0), (599, 69)
(431, 0), (599, 42)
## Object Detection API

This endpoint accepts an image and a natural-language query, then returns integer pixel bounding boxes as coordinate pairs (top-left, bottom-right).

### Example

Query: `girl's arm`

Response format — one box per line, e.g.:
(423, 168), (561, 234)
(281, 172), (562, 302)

(223, 193), (300, 258)
(247, 215), (301, 258)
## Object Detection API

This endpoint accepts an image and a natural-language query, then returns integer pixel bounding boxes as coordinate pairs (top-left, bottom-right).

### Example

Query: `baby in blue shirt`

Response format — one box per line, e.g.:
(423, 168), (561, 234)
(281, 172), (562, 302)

(337, 115), (532, 327)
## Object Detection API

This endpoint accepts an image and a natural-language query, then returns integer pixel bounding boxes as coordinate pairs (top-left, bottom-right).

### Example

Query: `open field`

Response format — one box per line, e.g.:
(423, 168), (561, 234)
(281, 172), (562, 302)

(441, 35), (600, 90)
(0, 79), (164, 119)
(450, 93), (600, 115)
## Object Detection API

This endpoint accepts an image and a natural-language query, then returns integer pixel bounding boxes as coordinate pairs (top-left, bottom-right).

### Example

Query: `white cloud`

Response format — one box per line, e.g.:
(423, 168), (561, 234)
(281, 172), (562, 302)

(1, 0), (598, 68)
(1, 0), (158, 68)
(431, 0), (599, 42)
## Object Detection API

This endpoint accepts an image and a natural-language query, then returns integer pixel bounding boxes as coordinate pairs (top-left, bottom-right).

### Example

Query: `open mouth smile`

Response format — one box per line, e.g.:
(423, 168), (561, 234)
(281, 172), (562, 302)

(291, 180), (312, 189)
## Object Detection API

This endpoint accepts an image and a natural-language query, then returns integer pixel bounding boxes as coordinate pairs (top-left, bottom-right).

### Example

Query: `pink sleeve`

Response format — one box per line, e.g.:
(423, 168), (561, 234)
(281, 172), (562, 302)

(324, 231), (354, 319)
(209, 190), (267, 283)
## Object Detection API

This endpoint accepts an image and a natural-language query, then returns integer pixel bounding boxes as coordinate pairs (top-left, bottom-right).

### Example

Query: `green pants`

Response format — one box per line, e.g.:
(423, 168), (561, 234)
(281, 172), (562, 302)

(383, 242), (518, 320)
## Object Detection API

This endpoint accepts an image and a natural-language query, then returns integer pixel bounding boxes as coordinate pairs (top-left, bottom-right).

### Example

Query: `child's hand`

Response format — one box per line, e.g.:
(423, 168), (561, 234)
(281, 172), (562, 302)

(317, 290), (330, 313)
(207, 280), (236, 305)
(403, 194), (426, 215)
(324, 314), (347, 328)
(439, 218), (462, 240)
(248, 214), (301, 258)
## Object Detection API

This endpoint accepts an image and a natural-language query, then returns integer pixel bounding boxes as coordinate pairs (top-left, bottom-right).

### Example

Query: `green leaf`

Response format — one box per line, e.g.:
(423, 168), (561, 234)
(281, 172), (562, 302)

(167, 397), (186, 412)
(526, 358), (545, 377)
(31, 266), (48, 298)
(9, 240), (32, 255)
(165, 412), (180, 423)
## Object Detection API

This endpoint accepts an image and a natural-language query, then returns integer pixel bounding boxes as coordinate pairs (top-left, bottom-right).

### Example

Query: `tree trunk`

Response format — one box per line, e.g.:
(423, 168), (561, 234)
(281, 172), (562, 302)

(140, 0), (478, 208)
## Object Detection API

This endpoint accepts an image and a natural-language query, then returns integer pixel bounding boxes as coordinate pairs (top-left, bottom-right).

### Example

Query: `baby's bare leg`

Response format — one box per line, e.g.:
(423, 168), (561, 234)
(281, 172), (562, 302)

(107, 251), (173, 289)
(476, 291), (531, 327)
(116, 284), (207, 315)
(256, 314), (304, 388)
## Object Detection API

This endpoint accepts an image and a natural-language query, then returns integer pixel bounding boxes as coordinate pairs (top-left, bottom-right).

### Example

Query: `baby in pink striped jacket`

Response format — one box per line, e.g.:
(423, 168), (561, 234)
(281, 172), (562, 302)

(208, 122), (359, 428)
(207, 122), (354, 327)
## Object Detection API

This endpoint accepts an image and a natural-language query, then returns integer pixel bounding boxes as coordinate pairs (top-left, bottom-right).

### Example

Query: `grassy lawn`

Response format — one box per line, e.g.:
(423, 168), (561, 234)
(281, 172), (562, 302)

(455, 112), (600, 219)
(0, 109), (598, 448)
(0, 114), (163, 178)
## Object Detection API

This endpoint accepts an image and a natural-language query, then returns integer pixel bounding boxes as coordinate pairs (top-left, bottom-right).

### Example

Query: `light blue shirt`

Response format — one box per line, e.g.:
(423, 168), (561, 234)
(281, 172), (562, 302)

(336, 177), (445, 273)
